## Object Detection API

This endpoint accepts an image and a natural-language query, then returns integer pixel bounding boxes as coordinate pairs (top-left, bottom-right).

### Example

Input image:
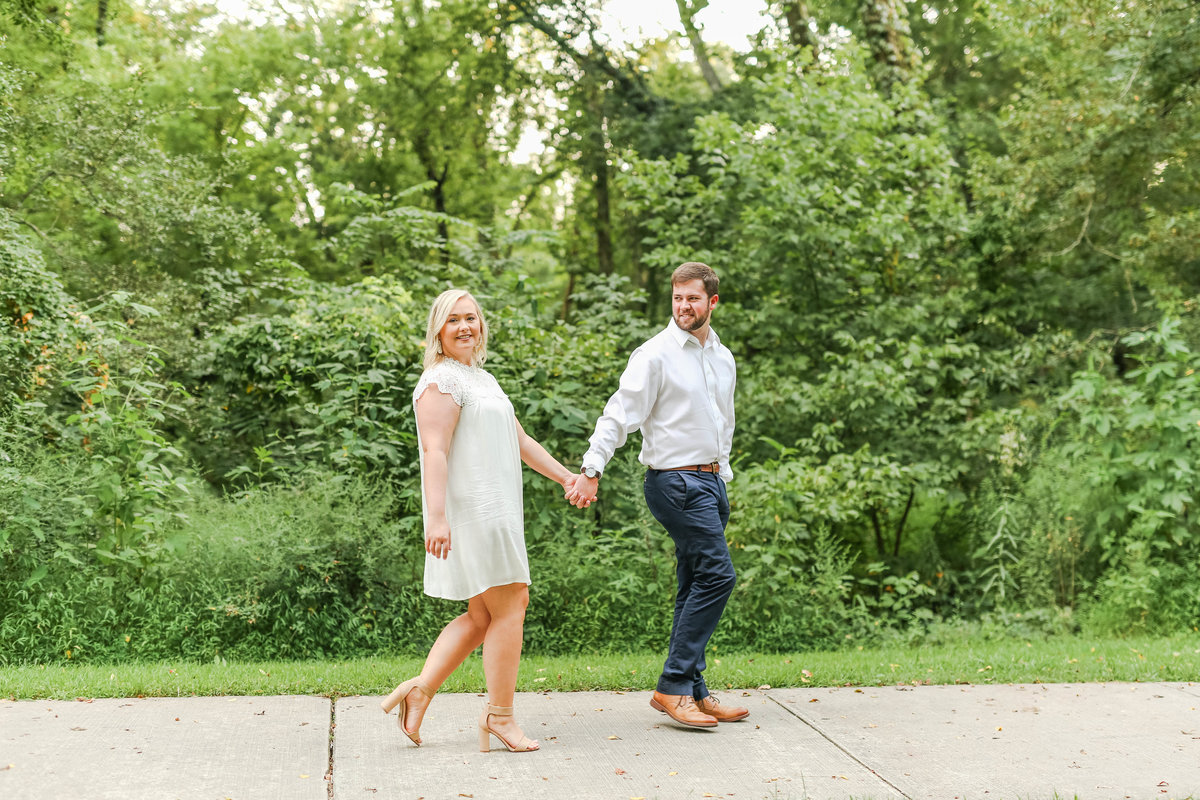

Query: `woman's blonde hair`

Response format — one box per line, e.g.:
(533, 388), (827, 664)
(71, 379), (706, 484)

(423, 289), (489, 370)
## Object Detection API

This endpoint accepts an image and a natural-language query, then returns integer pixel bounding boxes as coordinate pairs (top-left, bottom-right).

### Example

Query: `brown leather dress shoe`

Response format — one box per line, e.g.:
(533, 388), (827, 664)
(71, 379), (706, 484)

(649, 691), (718, 728)
(696, 694), (750, 722)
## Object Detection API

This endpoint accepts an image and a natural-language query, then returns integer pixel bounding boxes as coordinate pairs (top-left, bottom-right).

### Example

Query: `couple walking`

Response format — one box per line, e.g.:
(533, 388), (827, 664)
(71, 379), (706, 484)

(380, 262), (746, 753)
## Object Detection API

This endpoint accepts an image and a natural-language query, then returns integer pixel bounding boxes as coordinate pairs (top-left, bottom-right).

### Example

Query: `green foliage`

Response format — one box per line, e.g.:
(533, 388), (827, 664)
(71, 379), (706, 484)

(0, 292), (193, 589)
(619, 60), (968, 337)
(967, 0), (1200, 329)
(0, 212), (74, 413)
(0, 474), (418, 663)
(1054, 314), (1200, 631)
(190, 276), (422, 486)
(1061, 317), (1200, 566)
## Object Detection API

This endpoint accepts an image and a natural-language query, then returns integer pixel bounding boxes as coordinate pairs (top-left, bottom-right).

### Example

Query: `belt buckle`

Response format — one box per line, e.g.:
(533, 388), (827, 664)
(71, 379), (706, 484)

(708, 461), (720, 473)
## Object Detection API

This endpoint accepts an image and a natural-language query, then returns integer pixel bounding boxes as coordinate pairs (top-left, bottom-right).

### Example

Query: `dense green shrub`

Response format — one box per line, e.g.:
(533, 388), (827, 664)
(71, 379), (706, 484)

(187, 276), (424, 486)
(0, 213), (77, 414)
(1056, 316), (1200, 633)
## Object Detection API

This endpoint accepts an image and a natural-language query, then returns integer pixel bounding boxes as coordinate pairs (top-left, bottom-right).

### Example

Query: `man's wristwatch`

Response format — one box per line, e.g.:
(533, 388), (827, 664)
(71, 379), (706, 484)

(581, 466), (601, 479)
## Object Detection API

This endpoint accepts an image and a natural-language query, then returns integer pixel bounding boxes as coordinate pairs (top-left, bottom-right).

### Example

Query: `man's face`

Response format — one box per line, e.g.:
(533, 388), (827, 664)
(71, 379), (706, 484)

(672, 278), (718, 333)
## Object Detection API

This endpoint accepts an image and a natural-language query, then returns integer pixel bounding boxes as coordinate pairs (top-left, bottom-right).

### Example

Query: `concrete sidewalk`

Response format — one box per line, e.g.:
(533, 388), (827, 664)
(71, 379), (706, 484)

(2, 683), (1198, 799)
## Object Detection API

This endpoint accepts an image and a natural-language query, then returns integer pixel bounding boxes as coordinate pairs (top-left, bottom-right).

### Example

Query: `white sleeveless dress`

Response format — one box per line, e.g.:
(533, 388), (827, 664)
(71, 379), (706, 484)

(413, 358), (530, 601)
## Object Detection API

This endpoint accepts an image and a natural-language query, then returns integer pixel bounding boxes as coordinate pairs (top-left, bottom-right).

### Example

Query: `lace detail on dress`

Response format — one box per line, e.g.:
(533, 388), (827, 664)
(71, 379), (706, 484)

(413, 359), (487, 407)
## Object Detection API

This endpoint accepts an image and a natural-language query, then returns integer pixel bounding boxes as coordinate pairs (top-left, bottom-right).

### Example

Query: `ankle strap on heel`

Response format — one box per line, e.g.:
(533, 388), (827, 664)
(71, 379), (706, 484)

(485, 704), (514, 716)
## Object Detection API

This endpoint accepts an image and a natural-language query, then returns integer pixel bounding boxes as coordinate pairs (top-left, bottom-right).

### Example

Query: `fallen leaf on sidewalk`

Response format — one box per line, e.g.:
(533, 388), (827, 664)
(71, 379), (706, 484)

(614, 768), (626, 775)
(607, 735), (620, 740)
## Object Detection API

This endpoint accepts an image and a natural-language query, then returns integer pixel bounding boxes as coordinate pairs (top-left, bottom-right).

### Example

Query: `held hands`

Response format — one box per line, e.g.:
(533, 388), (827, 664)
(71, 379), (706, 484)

(563, 473), (599, 509)
(425, 519), (451, 560)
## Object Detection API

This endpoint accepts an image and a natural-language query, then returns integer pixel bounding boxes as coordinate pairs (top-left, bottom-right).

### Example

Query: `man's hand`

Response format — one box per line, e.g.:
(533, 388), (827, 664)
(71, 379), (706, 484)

(425, 519), (451, 559)
(566, 474), (599, 508)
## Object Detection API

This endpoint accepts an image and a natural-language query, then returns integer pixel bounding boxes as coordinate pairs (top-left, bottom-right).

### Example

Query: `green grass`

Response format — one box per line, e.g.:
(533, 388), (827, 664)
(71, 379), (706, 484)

(3, 634), (1198, 699)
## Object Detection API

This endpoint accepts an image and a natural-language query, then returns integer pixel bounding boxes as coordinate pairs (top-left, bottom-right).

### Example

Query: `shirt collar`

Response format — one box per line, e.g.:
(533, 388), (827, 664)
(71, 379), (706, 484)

(665, 318), (719, 350)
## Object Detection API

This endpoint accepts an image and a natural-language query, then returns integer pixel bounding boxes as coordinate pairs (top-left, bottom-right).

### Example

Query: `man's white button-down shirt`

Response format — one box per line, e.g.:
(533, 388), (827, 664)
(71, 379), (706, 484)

(582, 319), (737, 482)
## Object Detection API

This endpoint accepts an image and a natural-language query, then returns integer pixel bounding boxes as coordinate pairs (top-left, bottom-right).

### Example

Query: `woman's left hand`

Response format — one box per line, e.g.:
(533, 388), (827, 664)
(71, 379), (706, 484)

(561, 473), (593, 507)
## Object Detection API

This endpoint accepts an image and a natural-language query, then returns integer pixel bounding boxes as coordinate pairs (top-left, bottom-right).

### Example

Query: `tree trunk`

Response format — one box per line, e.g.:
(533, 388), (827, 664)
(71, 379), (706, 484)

(561, 271), (576, 323)
(586, 86), (614, 276)
(96, 0), (108, 47)
(869, 505), (886, 558)
(428, 165), (450, 264)
(861, 0), (918, 97)
(674, 0), (722, 93)
(892, 488), (915, 556)
(593, 153), (614, 275)
(782, 0), (820, 60)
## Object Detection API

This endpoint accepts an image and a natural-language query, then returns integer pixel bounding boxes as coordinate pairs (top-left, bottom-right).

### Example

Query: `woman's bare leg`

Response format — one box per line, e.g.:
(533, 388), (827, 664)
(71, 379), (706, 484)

(400, 597), (491, 734)
(479, 582), (537, 748)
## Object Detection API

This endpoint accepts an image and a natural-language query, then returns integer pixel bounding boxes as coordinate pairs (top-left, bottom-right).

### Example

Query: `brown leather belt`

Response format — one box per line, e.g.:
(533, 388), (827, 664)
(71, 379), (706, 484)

(660, 462), (721, 473)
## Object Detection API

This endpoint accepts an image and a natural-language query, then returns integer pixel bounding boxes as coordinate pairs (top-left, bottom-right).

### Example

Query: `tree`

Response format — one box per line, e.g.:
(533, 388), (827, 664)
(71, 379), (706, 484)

(781, 0), (821, 59)
(673, 0), (722, 93)
(967, 0), (1200, 331)
(860, 0), (919, 96)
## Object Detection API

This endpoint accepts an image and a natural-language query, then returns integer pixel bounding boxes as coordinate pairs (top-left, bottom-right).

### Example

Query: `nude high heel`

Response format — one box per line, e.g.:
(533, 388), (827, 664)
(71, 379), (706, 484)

(380, 678), (434, 746)
(477, 704), (539, 752)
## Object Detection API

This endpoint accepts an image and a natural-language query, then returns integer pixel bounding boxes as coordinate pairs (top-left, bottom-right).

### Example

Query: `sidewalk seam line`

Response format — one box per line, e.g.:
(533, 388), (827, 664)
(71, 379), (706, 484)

(765, 692), (912, 800)
(326, 696), (335, 800)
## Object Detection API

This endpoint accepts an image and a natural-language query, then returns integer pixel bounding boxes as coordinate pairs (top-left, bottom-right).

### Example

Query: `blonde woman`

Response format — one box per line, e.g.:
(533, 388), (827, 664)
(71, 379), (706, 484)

(381, 289), (584, 753)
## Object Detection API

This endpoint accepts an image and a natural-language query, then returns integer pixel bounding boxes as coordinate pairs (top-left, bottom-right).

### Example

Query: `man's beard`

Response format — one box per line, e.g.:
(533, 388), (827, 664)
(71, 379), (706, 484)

(674, 307), (709, 331)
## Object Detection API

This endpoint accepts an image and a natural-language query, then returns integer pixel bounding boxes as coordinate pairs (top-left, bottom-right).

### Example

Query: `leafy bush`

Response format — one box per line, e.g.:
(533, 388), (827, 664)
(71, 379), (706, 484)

(0, 474), (422, 663)
(0, 212), (77, 414)
(188, 276), (424, 486)
(1054, 315), (1200, 632)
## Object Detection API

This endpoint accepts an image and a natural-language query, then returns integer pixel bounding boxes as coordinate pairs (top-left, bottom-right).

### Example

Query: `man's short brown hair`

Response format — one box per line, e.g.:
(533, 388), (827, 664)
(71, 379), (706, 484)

(672, 262), (719, 297)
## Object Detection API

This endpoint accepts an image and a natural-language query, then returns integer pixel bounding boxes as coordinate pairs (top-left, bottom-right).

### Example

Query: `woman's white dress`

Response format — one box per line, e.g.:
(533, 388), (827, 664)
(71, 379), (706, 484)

(413, 358), (529, 601)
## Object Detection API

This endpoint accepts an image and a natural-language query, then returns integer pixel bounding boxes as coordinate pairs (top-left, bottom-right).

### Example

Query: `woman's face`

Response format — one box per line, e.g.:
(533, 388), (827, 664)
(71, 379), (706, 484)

(439, 296), (482, 364)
